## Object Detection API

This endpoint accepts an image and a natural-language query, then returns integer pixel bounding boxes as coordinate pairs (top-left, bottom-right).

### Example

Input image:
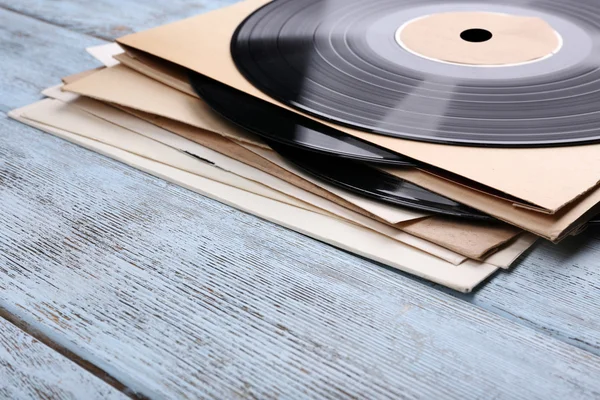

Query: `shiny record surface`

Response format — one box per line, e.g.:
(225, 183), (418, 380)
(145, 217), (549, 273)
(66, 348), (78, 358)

(189, 72), (414, 166)
(265, 140), (491, 220)
(232, 0), (600, 147)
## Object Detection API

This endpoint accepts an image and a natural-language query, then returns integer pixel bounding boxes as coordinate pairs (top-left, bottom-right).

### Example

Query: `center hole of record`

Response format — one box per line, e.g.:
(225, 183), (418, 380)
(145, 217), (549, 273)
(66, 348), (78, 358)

(460, 28), (493, 43)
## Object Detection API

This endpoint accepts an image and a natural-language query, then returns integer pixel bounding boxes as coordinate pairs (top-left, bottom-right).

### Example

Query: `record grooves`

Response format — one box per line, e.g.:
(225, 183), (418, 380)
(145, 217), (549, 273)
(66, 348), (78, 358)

(231, 0), (600, 147)
(265, 139), (491, 220)
(192, 0), (600, 228)
(189, 71), (415, 166)
(190, 70), (534, 209)
(189, 71), (490, 219)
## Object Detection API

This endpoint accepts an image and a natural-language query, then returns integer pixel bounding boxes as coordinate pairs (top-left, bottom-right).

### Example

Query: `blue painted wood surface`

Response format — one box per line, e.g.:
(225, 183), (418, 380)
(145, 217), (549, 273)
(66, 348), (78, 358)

(0, 7), (103, 113)
(3, 115), (600, 398)
(0, 318), (128, 399)
(1, 1), (600, 398)
(0, 0), (235, 40)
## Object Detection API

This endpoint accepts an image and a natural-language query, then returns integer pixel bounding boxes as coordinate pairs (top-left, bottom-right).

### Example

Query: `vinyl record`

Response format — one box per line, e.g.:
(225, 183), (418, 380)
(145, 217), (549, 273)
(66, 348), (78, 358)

(232, 0), (600, 147)
(189, 72), (414, 166)
(265, 139), (491, 220)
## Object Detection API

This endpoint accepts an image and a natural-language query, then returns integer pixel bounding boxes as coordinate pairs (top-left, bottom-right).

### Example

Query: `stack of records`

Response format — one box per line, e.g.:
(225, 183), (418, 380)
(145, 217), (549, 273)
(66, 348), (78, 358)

(11, 0), (600, 292)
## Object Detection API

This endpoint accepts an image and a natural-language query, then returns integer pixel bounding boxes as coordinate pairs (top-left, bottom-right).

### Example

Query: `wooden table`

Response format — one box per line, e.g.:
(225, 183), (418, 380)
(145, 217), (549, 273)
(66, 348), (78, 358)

(1, 1), (600, 398)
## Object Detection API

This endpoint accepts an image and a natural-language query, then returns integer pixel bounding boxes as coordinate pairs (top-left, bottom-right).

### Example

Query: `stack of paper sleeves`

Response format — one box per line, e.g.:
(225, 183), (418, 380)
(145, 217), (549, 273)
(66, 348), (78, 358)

(11, 1), (600, 292)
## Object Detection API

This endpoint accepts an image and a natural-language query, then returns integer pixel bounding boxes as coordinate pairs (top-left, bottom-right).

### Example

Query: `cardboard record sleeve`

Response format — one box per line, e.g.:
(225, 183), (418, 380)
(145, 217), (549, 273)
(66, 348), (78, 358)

(9, 99), (503, 293)
(10, 94), (538, 284)
(115, 0), (600, 217)
(48, 85), (540, 264)
(64, 62), (597, 242)
(61, 65), (531, 257)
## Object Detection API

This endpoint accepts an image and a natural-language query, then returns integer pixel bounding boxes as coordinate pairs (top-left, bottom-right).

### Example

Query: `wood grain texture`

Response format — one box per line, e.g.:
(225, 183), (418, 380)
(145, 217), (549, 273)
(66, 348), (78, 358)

(0, 0), (237, 41)
(2, 2), (600, 397)
(0, 8), (104, 113)
(458, 233), (600, 355)
(8, 0), (598, 357)
(0, 318), (127, 399)
(3, 116), (600, 399)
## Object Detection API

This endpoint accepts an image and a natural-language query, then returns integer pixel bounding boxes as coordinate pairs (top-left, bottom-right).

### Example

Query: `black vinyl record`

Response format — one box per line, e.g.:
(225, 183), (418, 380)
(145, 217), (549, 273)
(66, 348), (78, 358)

(189, 72), (414, 166)
(232, 0), (600, 147)
(265, 139), (491, 220)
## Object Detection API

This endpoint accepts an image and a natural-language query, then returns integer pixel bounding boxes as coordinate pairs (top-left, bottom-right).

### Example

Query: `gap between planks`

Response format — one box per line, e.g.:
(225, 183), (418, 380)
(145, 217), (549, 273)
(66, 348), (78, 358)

(0, 305), (142, 399)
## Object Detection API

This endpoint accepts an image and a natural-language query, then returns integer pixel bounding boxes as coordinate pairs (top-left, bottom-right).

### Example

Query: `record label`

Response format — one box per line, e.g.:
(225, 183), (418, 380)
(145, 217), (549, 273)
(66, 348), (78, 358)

(396, 12), (562, 66)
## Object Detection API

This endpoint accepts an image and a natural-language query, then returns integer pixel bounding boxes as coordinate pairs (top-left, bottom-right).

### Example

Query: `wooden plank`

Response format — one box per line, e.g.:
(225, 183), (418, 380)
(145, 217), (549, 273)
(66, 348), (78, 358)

(0, 317), (127, 399)
(0, 0), (238, 41)
(2, 116), (600, 399)
(461, 233), (600, 355)
(0, 0), (599, 364)
(0, 8), (104, 113)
